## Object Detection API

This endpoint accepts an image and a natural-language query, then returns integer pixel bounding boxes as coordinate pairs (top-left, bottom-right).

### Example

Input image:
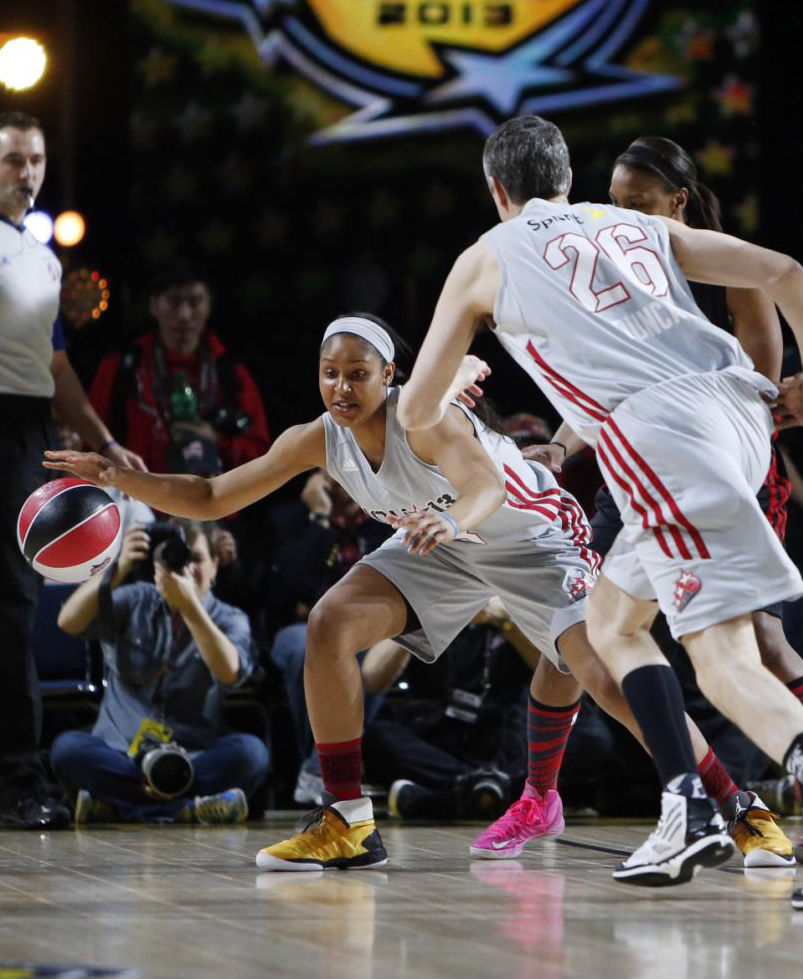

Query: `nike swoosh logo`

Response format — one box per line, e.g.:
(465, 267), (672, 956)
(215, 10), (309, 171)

(491, 841), (511, 849)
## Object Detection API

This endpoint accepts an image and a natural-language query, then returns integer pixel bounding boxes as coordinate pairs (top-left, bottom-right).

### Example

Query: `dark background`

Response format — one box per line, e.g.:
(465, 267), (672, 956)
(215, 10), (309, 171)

(2, 0), (801, 437)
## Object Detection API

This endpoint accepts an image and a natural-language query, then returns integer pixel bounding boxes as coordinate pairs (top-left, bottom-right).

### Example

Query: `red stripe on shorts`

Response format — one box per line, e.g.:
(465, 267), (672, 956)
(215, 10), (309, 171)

(598, 428), (689, 558)
(596, 439), (674, 559)
(604, 418), (710, 560)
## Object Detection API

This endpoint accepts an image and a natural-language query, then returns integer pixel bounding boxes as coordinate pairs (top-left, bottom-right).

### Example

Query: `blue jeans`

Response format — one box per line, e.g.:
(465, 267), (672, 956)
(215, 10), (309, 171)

(270, 623), (385, 774)
(51, 730), (270, 822)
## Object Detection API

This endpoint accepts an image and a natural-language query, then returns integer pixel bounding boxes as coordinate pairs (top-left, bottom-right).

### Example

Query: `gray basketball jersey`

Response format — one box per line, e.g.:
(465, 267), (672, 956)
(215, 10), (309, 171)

(482, 200), (752, 446)
(323, 386), (594, 555)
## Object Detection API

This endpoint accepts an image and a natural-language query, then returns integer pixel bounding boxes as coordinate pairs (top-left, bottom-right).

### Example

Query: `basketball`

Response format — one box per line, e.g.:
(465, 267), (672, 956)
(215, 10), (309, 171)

(17, 477), (122, 583)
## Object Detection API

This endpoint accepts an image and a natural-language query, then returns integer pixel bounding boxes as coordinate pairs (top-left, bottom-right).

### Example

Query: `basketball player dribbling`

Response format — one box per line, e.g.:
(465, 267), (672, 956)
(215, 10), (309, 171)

(397, 116), (803, 886)
(44, 314), (777, 876)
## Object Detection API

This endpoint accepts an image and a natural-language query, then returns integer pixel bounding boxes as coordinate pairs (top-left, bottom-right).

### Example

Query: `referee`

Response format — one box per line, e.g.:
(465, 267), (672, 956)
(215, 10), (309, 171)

(0, 111), (145, 828)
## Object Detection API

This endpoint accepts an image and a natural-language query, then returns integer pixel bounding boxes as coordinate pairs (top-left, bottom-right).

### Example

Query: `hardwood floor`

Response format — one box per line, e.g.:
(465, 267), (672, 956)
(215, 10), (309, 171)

(1, 815), (800, 978)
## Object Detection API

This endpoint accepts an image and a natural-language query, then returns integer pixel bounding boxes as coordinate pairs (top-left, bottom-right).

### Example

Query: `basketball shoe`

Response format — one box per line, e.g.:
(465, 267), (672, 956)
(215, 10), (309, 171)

(469, 783), (564, 859)
(74, 789), (118, 824)
(192, 788), (248, 825)
(256, 795), (388, 872)
(726, 792), (794, 867)
(613, 791), (735, 886)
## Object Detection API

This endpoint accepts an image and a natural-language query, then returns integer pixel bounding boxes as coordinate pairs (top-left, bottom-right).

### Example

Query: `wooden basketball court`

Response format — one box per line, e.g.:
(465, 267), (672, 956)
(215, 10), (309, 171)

(1, 815), (801, 978)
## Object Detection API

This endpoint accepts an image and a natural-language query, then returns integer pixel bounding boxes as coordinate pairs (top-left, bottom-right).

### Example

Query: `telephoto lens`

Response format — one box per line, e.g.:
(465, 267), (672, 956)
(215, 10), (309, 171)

(139, 741), (194, 799)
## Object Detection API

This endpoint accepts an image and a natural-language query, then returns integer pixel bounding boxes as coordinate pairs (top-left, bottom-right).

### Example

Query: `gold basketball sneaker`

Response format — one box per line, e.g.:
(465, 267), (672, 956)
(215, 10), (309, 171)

(256, 795), (388, 872)
(729, 792), (795, 867)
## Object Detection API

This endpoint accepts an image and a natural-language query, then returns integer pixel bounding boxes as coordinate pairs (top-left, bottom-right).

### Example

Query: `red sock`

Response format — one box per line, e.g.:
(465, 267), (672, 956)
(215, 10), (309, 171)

(526, 696), (581, 794)
(316, 738), (363, 801)
(788, 676), (803, 705)
(697, 748), (739, 806)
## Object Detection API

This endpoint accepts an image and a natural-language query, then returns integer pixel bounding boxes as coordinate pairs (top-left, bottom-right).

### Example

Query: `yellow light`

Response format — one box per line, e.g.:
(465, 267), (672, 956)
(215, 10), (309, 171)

(54, 210), (86, 247)
(0, 37), (47, 91)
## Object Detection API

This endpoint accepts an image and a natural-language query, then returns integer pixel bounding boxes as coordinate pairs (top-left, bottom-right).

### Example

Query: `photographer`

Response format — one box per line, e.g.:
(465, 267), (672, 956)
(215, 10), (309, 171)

(50, 521), (269, 824)
(88, 265), (270, 477)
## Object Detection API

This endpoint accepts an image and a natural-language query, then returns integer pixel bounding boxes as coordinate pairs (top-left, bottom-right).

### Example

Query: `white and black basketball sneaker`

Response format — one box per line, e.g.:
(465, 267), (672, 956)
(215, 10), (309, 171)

(613, 791), (735, 887)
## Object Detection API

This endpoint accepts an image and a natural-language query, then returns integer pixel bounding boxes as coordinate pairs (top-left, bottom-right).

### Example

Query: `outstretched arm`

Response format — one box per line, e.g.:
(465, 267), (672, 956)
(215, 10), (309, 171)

(662, 218), (802, 356)
(44, 419), (327, 521)
(397, 241), (498, 431)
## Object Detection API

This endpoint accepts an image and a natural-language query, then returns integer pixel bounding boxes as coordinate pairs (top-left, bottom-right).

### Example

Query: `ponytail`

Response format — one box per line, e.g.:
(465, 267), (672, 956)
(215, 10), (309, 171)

(684, 181), (722, 232)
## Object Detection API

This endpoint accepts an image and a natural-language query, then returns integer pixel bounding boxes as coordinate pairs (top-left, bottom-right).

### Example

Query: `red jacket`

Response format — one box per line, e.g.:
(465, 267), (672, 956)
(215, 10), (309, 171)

(89, 330), (270, 473)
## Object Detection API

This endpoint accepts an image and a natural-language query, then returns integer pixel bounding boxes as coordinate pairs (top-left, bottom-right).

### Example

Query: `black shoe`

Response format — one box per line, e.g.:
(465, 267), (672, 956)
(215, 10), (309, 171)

(388, 780), (441, 819)
(0, 794), (71, 830)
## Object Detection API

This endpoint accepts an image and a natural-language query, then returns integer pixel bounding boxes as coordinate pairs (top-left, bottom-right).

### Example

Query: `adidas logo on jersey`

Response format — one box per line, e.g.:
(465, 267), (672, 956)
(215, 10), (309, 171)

(342, 457), (359, 472)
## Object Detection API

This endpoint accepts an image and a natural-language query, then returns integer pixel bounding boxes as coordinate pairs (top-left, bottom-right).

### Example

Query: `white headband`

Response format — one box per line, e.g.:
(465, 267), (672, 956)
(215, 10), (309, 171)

(322, 316), (395, 364)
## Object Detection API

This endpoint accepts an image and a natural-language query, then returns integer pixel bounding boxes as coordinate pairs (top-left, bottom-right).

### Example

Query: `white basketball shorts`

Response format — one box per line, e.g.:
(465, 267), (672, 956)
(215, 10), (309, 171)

(597, 367), (802, 639)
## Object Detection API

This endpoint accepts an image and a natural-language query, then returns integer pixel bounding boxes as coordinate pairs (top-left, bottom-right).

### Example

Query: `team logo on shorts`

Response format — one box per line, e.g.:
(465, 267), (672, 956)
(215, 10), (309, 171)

(161, 0), (680, 143)
(673, 569), (701, 612)
(563, 568), (594, 603)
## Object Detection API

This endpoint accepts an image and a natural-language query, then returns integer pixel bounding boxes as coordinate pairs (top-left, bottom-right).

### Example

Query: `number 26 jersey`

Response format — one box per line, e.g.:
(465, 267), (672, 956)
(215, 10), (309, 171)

(482, 199), (752, 448)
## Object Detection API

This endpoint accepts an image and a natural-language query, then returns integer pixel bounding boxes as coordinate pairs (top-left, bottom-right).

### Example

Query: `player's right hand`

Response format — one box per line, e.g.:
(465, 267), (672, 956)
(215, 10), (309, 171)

(449, 355), (491, 409)
(523, 443), (565, 472)
(117, 525), (151, 579)
(43, 449), (119, 486)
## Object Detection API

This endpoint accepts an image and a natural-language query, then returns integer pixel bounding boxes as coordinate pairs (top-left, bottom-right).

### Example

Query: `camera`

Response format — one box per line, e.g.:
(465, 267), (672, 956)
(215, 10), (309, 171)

(453, 767), (512, 820)
(137, 736), (195, 800)
(130, 522), (192, 581)
(152, 524), (192, 573)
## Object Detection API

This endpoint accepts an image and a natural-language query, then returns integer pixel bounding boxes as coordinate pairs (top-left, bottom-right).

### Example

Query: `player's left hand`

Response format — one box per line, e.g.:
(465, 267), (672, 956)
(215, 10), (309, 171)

(154, 561), (198, 613)
(43, 448), (120, 486)
(391, 510), (458, 555)
(770, 372), (802, 429)
(103, 441), (148, 472)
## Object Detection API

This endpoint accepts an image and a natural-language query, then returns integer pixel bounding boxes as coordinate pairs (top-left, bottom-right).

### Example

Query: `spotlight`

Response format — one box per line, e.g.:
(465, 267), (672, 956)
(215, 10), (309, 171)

(54, 210), (86, 247)
(23, 210), (54, 244)
(0, 37), (47, 91)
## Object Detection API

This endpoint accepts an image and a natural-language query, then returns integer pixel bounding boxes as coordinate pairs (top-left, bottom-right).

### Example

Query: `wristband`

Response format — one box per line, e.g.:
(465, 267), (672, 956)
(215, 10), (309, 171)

(99, 438), (118, 454)
(550, 440), (567, 455)
(309, 511), (331, 526)
(441, 513), (460, 538)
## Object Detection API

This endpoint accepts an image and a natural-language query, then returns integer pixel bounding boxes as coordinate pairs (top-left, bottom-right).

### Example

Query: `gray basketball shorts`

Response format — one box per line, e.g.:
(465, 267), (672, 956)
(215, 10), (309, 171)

(597, 367), (803, 640)
(358, 533), (596, 672)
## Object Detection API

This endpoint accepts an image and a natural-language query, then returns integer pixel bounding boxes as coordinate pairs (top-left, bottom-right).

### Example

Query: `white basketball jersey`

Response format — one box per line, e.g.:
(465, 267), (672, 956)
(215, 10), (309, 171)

(323, 386), (595, 558)
(0, 219), (62, 398)
(482, 200), (752, 446)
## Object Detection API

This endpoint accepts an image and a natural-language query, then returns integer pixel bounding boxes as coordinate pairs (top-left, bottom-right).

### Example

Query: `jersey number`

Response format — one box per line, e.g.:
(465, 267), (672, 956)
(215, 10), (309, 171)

(543, 223), (669, 313)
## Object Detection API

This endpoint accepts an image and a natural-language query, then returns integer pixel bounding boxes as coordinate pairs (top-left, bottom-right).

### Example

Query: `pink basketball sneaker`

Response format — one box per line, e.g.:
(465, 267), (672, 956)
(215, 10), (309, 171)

(469, 783), (565, 860)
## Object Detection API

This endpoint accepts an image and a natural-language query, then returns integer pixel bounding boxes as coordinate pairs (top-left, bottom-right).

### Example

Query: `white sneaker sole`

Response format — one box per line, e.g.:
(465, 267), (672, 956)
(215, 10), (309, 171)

(613, 834), (735, 887)
(255, 851), (389, 872)
(742, 847), (795, 868)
